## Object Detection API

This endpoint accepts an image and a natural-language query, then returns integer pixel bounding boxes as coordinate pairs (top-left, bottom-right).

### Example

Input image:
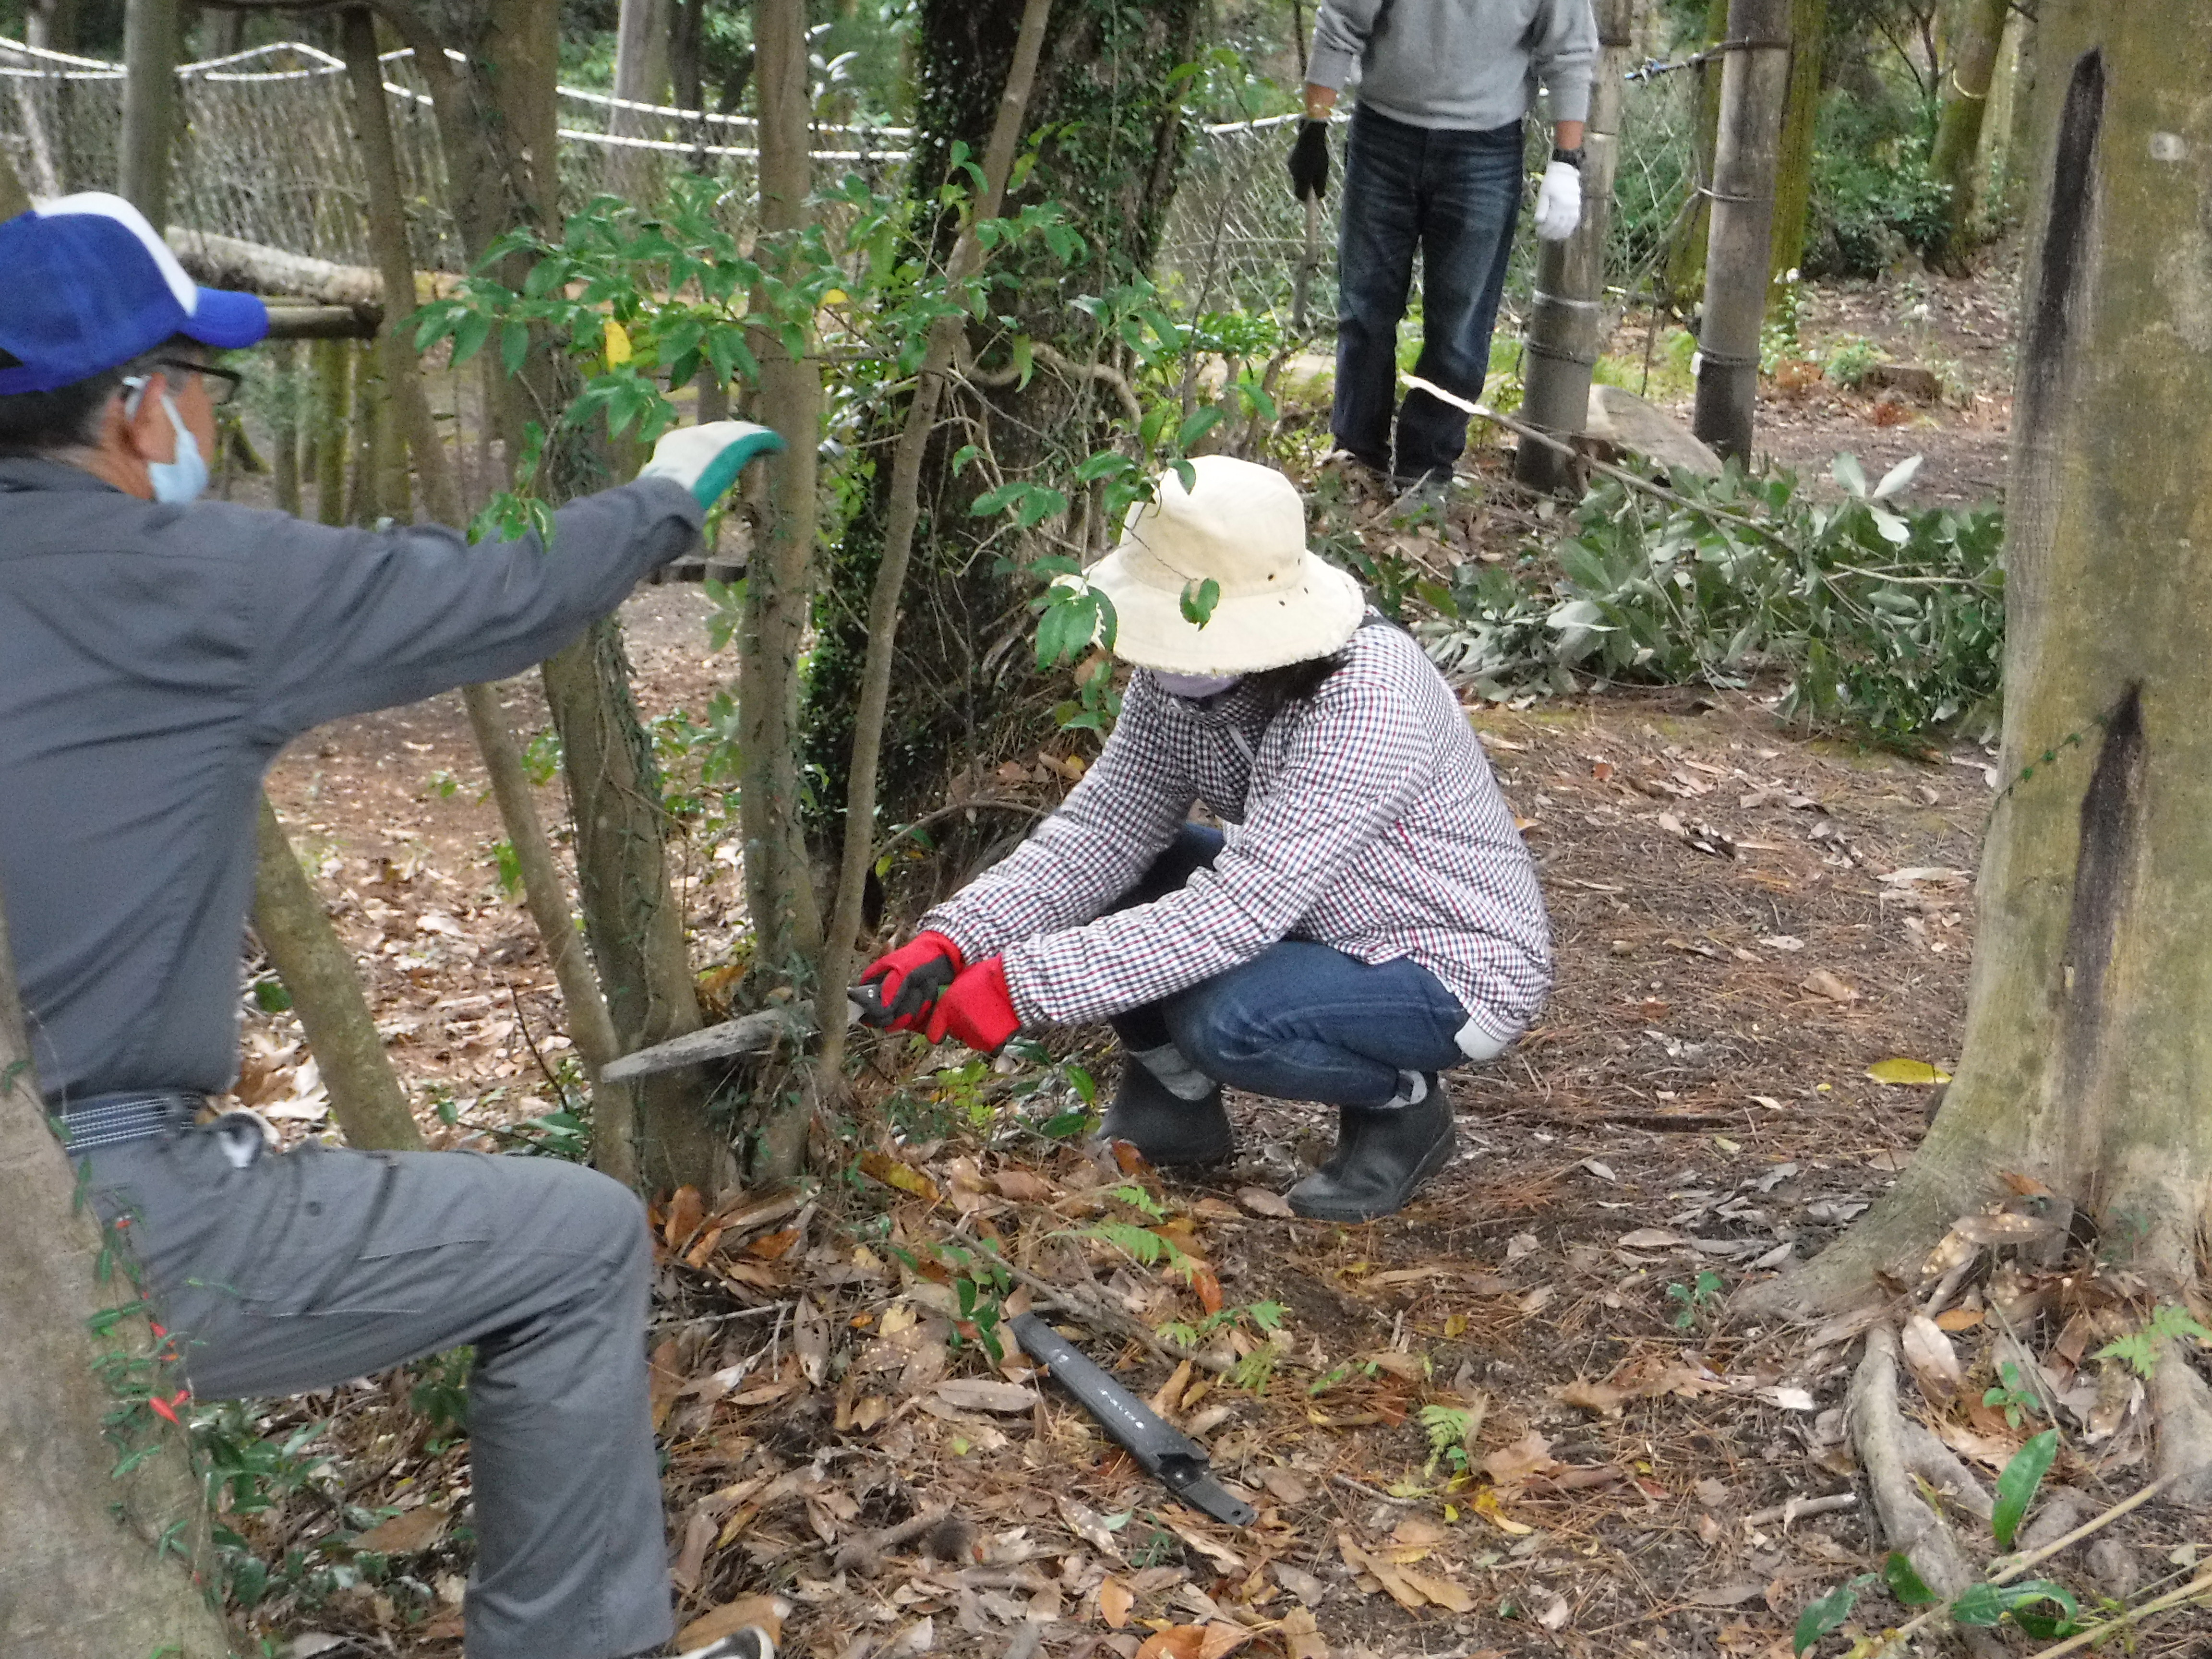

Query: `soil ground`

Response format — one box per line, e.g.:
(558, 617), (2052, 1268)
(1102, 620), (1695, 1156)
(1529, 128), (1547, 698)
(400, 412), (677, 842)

(215, 264), (2212, 1657)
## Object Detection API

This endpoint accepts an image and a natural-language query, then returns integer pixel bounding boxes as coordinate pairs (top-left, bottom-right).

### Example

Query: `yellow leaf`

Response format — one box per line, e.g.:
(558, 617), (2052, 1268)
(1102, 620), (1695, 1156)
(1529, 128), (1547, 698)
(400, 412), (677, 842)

(1471, 1488), (1533, 1536)
(823, 288), (849, 304)
(1098, 1576), (1134, 1629)
(1443, 1312), (1468, 1338)
(1867, 1056), (1952, 1086)
(603, 318), (633, 365)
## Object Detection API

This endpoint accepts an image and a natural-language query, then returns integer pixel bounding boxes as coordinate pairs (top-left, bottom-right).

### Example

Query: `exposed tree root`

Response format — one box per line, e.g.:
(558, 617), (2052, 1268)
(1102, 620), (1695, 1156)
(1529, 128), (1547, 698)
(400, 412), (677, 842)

(2151, 1338), (2212, 1505)
(1851, 1325), (2001, 1655)
(1898, 1420), (1994, 1523)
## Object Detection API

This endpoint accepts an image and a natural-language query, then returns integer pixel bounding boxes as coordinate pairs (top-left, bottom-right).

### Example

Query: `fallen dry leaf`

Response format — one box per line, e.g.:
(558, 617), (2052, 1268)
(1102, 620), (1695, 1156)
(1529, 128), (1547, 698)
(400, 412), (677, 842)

(1801, 969), (1860, 1003)
(1399, 1567), (1475, 1614)
(351, 1502), (448, 1555)
(1901, 1313), (1965, 1398)
(1471, 1487), (1534, 1535)
(1134, 1626), (1208, 1659)
(931, 1378), (1040, 1414)
(1558, 1377), (1625, 1418)
(1259, 1466), (1312, 1505)
(1149, 1359), (1194, 1418)
(1279, 1606), (1329, 1659)
(663, 1184), (706, 1249)
(1198, 1623), (1253, 1659)
(858, 1149), (942, 1204)
(992, 1168), (1057, 1204)
(1274, 1561), (1330, 1606)
(1481, 1429), (1559, 1491)
(1098, 1576), (1134, 1629)
(1617, 1227), (1687, 1250)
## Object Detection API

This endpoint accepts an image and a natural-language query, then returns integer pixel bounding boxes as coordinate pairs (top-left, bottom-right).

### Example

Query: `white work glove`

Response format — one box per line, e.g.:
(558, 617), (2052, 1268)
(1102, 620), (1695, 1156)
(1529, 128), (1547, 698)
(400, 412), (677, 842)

(1533, 159), (1583, 242)
(638, 420), (787, 508)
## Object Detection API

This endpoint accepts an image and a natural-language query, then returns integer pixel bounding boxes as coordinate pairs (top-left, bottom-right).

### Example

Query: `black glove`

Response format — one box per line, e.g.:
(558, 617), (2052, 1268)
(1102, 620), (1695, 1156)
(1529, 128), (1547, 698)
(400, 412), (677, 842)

(1287, 117), (1330, 201)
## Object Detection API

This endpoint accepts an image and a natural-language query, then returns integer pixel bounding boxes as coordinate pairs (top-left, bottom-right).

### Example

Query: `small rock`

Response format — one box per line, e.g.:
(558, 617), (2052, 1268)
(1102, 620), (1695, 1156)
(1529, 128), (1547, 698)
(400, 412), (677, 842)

(2086, 1537), (2140, 1600)
(2014, 1489), (2086, 1554)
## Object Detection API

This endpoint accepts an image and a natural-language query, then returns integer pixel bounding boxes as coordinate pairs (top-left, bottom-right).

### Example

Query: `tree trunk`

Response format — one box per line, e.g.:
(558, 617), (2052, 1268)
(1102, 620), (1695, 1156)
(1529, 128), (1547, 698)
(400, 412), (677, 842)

(253, 796), (424, 1151)
(609, 0), (672, 201)
(1743, 15), (2212, 1495)
(1926, 0), (2010, 274)
(741, 0), (827, 994)
(271, 340), (301, 516)
(313, 337), (349, 526)
(1513, 0), (1635, 491)
(1689, 0), (1791, 463)
(118, 0), (178, 224)
(1661, 0), (1730, 310)
(803, 0), (1205, 835)
(339, 4), (643, 1188)
(0, 900), (233, 1659)
(1765, 0), (1826, 304)
(810, 0), (1058, 1109)
(0, 123), (29, 218)
(542, 631), (721, 1194)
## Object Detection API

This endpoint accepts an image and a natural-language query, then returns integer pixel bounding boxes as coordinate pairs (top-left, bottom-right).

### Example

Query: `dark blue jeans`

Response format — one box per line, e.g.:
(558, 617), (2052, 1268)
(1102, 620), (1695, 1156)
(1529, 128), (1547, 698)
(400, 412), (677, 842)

(1333, 105), (1525, 485)
(1107, 826), (1474, 1108)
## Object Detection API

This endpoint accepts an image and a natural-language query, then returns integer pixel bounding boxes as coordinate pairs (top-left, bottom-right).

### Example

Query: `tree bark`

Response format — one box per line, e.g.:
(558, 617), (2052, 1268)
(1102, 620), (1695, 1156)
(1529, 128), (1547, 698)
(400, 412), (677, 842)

(609, 0), (672, 201)
(1744, 11), (2212, 1331)
(339, 5), (643, 1187)
(0, 899), (233, 1658)
(1514, 0), (1635, 491)
(313, 337), (349, 526)
(810, 0), (1058, 1106)
(741, 0), (828, 1001)
(253, 796), (423, 1151)
(118, 0), (178, 224)
(0, 122), (29, 217)
(1689, 0), (1792, 463)
(1765, 0), (1826, 305)
(1661, 0), (1730, 310)
(803, 0), (1205, 834)
(1927, 0), (2010, 274)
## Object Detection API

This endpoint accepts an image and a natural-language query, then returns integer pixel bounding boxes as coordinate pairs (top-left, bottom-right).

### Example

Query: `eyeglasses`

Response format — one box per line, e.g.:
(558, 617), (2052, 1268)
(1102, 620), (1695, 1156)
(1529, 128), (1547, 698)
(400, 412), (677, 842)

(151, 360), (244, 408)
(126, 360), (244, 409)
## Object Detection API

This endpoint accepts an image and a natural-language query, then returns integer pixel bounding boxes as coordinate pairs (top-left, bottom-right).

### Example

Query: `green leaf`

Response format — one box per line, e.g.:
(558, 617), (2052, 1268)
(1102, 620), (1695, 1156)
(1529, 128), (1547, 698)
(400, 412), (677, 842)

(1991, 1429), (2058, 1549)
(1179, 577), (1222, 628)
(1950, 1578), (2077, 1630)
(1880, 1552), (1939, 1606)
(1831, 453), (1869, 499)
(1872, 454), (1924, 500)
(1793, 1576), (1872, 1655)
(1176, 407), (1225, 451)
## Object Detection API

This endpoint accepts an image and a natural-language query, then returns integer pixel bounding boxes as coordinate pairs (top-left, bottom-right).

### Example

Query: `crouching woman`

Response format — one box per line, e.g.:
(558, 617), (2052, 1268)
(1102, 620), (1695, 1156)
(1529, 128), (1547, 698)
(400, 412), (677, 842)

(861, 456), (1550, 1221)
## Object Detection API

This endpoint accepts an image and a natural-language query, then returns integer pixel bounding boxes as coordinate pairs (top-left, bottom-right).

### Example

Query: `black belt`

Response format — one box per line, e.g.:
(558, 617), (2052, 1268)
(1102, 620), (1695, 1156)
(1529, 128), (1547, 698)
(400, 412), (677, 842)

(60, 1090), (205, 1153)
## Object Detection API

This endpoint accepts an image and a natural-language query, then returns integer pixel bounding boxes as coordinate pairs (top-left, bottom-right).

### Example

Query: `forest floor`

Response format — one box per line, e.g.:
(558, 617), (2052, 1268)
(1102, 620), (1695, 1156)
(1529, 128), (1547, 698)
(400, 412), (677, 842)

(226, 262), (2211, 1657)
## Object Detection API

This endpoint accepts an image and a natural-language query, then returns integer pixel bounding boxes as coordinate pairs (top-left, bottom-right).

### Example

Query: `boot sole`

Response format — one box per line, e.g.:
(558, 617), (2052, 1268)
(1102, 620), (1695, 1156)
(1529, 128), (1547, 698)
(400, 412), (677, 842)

(1285, 1116), (1457, 1222)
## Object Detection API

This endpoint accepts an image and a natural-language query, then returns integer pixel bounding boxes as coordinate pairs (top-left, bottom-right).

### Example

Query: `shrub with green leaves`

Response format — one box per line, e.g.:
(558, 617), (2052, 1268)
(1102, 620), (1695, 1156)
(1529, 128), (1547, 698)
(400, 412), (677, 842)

(1421, 453), (2004, 745)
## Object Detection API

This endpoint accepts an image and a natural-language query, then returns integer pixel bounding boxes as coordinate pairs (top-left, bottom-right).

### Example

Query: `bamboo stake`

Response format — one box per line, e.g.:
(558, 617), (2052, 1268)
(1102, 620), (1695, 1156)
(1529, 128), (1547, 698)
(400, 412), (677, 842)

(810, 0), (1055, 1101)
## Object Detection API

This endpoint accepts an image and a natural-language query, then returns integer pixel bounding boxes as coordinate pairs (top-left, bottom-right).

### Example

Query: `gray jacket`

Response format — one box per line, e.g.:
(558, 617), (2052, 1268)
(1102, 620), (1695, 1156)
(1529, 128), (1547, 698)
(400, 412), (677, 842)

(1310, 0), (1598, 130)
(0, 458), (702, 1105)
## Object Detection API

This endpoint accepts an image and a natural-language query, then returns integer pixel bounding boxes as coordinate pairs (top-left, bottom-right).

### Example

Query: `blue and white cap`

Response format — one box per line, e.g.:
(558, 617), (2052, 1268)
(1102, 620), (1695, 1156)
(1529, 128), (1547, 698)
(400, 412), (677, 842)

(0, 192), (268, 394)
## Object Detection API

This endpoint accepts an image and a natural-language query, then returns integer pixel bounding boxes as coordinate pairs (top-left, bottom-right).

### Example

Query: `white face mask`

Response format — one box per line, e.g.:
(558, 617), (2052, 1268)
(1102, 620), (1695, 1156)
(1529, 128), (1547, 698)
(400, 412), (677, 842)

(1153, 671), (1242, 700)
(121, 378), (209, 505)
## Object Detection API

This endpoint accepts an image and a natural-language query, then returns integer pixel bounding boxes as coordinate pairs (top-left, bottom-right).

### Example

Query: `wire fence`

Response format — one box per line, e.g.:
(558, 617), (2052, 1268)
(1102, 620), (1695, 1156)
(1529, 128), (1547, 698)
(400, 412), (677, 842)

(1, 35), (1698, 351)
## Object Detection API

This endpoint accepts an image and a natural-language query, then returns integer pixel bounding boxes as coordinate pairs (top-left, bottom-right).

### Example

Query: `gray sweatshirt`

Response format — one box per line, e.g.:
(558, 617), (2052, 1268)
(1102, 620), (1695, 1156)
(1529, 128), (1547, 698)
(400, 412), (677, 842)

(1309, 0), (1598, 131)
(0, 458), (702, 1106)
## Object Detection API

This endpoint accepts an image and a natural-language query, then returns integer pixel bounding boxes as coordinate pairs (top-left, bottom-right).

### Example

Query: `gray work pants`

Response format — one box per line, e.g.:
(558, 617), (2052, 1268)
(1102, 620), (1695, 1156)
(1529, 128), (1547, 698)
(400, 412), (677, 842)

(78, 1127), (674, 1659)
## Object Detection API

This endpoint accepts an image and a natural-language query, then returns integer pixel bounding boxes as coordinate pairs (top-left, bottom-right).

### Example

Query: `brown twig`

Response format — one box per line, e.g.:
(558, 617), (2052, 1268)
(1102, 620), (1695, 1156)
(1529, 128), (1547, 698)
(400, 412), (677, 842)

(1742, 1491), (1856, 1527)
(831, 1503), (952, 1576)
(1328, 1471), (1425, 1509)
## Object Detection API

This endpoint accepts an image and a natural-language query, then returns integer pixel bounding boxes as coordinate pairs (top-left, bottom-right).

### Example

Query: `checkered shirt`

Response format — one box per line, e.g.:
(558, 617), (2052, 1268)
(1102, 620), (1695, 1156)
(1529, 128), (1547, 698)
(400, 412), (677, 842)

(920, 620), (1552, 1039)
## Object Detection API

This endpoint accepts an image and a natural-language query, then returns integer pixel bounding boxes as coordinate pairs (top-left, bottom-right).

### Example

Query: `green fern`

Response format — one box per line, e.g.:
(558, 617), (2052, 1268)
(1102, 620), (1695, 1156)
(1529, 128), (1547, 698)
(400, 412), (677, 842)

(2094, 1304), (2212, 1379)
(1418, 1404), (1474, 1477)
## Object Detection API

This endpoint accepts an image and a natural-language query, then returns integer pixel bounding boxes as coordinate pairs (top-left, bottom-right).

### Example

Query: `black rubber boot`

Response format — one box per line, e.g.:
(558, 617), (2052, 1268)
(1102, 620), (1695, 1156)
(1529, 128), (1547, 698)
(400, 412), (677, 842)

(1097, 1058), (1233, 1166)
(1286, 1082), (1454, 1221)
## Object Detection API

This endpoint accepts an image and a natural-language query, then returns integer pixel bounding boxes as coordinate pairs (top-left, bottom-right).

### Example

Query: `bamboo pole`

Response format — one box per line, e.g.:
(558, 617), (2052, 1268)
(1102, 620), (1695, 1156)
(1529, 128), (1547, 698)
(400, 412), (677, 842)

(811, 0), (1055, 1100)
(313, 337), (349, 526)
(1513, 0), (1635, 492)
(116, 0), (177, 223)
(1689, 0), (1792, 463)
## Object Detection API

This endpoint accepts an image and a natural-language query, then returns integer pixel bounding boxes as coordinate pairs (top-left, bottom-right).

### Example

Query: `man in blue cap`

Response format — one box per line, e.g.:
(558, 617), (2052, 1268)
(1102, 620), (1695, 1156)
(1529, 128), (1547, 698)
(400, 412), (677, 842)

(0, 193), (777, 1659)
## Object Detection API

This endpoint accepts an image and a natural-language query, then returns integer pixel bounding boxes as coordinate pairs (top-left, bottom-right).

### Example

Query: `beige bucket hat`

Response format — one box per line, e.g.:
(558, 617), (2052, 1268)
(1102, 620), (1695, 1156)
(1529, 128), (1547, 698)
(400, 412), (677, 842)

(1086, 456), (1366, 674)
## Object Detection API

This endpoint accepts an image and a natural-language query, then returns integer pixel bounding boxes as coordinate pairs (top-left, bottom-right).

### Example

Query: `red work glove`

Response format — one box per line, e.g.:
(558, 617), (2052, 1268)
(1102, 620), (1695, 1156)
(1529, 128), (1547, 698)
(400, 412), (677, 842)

(859, 931), (964, 1032)
(924, 955), (1022, 1055)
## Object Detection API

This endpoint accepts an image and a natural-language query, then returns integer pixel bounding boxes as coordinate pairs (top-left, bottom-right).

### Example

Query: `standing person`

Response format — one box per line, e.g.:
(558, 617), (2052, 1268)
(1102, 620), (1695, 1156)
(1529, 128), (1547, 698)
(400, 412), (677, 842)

(1289, 0), (1599, 495)
(0, 194), (778, 1659)
(859, 457), (1549, 1222)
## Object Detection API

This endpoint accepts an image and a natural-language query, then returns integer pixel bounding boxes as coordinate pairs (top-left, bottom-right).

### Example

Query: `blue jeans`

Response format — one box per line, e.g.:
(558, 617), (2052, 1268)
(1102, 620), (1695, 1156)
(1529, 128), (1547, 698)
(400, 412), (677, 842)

(1106, 826), (1474, 1108)
(1333, 105), (1525, 484)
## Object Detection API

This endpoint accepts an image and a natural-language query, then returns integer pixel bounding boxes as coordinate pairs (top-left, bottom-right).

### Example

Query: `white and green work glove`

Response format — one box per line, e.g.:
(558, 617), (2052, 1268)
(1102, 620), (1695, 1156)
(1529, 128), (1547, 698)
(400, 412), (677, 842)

(639, 420), (788, 508)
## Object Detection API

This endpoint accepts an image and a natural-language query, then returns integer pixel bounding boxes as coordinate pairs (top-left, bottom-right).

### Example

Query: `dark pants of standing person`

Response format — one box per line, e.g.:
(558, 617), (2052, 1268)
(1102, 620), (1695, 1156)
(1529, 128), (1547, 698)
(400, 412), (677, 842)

(1332, 105), (1526, 487)
(1105, 825), (1478, 1106)
(79, 1130), (671, 1659)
